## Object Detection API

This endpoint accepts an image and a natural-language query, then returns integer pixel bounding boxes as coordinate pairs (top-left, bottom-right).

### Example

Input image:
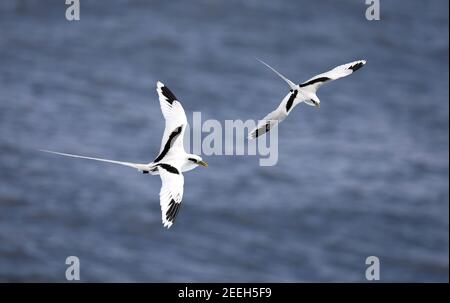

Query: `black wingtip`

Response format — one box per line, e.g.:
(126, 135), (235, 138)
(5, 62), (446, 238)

(251, 122), (271, 139)
(166, 199), (181, 223)
(160, 85), (178, 105)
(348, 61), (365, 72)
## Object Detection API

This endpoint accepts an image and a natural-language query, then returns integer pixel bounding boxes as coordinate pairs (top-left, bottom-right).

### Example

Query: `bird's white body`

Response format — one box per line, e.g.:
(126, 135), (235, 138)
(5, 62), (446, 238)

(249, 59), (366, 139)
(41, 81), (207, 229)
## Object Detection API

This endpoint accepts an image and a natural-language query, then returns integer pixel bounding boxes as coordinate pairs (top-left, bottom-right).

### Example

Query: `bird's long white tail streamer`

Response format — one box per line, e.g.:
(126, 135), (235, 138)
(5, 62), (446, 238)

(257, 58), (296, 90)
(39, 149), (148, 171)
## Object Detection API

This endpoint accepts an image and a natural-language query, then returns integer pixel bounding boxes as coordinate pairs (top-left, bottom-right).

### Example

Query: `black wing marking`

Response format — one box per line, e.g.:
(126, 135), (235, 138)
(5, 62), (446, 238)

(285, 90), (298, 112)
(299, 76), (331, 88)
(160, 85), (178, 105)
(166, 199), (182, 223)
(157, 163), (180, 175)
(154, 126), (183, 163)
(254, 121), (272, 138)
(348, 62), (364, 72)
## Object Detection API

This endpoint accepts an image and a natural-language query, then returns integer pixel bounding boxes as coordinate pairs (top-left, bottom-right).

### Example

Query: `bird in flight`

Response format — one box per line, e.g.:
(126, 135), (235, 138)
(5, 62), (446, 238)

(41, 81), (208, 229)
(248, 59), (366, 139)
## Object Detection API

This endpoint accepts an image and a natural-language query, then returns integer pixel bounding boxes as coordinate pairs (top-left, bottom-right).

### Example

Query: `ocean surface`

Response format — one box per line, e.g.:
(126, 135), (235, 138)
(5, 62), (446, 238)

(0, 0), (448, 282)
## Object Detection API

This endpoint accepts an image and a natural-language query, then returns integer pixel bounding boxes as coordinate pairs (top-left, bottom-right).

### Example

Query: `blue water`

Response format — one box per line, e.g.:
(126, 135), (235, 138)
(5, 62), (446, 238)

(0, 0), (448, 282)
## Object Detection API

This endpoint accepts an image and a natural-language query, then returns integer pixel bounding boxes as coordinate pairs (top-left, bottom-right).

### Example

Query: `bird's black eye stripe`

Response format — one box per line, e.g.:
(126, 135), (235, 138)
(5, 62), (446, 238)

(188, 158), (197, 163)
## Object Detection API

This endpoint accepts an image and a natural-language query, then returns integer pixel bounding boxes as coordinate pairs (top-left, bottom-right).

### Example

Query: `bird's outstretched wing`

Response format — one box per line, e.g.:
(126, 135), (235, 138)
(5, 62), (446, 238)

(299, 60), (366, 93)
(39, 150), (149, 172)
(248, 117), (279, 140)
(154, 82), (188, 163)
(157, 163), (184, 228)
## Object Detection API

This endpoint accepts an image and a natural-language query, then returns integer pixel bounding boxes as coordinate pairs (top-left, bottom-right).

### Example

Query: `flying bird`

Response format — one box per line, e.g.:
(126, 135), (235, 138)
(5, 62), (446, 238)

(249, 59), (366, 139)
(41, 81), (208, 228)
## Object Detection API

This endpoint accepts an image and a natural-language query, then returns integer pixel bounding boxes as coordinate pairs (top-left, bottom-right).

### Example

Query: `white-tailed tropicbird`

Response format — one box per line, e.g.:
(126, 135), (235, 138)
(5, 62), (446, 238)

(40, 81), (208, 229)
(249, 59), (366, 139)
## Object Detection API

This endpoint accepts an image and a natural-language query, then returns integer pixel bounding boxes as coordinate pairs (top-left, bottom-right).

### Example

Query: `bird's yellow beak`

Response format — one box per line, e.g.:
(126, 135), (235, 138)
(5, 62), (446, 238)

(198, 160), (208, 167)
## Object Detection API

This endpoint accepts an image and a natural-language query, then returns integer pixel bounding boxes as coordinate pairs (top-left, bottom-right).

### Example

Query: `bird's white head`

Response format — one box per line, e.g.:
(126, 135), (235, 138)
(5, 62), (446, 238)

(303, 94), (321, 109)
(187, 154), (208, 168)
